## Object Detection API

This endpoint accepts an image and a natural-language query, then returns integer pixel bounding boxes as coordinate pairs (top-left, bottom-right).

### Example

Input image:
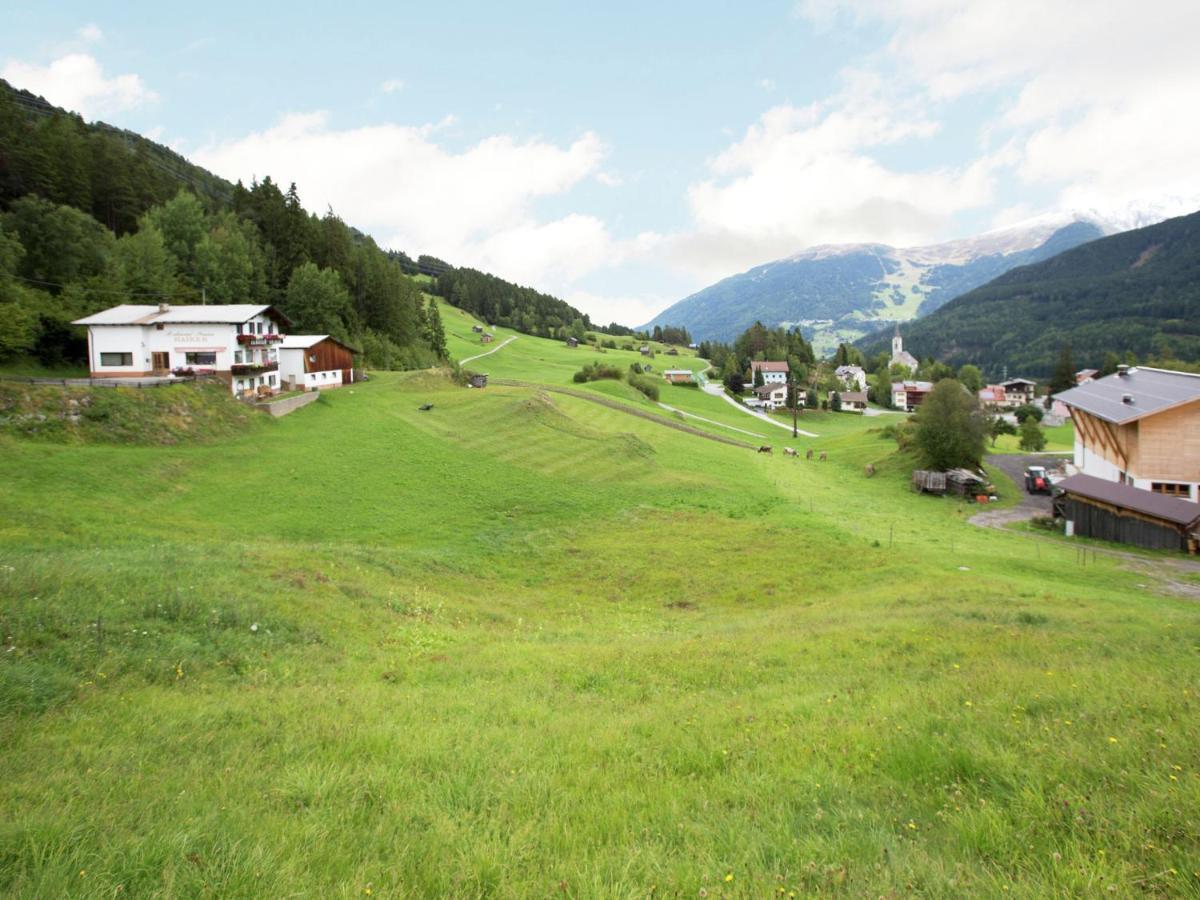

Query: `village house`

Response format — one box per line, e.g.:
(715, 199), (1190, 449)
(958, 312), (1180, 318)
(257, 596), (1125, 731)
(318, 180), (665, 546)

(1000, 377), (1038, 406)
(834, 365), (867, 392)
(662, 369), (694, 385)
(978, 385), (1010, 408)
(748, 382), (788, 410)
(72, 303), (290, 396)
(890, 324), (918, 373)
(639, 345), (651, 356)
(892, 380), (933, 412)
(751, 360), (789, 385)
(837, 390), (868, 412)
(277, 335), (358, 393)
(1075, 368), (1098, 385)
(1054, 366), (1200, 501)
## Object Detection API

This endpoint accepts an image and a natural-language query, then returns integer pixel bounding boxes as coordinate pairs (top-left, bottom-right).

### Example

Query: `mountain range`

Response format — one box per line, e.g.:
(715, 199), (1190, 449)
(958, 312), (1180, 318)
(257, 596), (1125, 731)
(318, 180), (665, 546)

(641, 210), (1182, 352)
(858, 208), (1200, 377)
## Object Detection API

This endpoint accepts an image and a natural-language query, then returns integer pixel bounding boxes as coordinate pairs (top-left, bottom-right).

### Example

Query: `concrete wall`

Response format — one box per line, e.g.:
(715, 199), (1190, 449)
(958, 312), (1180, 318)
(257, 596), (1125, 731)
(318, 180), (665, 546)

(257, 391), (320, 417)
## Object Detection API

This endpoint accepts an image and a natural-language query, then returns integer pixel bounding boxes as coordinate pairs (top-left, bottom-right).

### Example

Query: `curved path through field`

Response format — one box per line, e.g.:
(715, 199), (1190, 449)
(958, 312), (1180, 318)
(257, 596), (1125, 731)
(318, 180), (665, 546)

(701, 383), (819, 437)
(460, 335), (518, 365)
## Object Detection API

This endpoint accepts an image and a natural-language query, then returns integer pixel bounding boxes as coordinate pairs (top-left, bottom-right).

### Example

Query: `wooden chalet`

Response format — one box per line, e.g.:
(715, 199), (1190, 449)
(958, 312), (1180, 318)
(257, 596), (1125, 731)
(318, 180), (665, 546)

(565, 336), (579, 347)
(1054, 366), (1200, 501)
(480, 332), (494, 344)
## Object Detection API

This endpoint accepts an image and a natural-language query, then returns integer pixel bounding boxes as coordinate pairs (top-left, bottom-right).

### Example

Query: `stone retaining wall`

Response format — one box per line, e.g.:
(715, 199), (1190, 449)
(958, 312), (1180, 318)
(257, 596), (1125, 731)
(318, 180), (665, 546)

(256, 391), (320, 417)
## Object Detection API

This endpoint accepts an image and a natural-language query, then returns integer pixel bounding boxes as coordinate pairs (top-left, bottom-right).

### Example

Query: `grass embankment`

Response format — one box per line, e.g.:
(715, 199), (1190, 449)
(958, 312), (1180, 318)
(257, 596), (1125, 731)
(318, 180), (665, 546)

(1, 367), (1198, 897)
(0, 380), (258, 444)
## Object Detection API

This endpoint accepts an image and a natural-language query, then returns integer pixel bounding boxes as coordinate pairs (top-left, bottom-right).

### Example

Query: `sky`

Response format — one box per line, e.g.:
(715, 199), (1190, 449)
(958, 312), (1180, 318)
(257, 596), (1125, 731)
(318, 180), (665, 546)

(4, 1), (1200, 326)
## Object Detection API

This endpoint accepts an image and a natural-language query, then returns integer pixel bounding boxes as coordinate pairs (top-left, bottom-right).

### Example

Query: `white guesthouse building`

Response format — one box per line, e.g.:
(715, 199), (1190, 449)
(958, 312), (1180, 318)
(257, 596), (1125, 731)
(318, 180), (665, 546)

(72, 303), (291, 397)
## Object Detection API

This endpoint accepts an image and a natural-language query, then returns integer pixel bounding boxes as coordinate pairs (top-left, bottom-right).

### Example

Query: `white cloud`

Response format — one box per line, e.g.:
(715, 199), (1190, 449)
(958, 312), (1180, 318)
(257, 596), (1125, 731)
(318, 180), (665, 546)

(77, 24), (104, 44)
(194, 112), (611, 295)
(758, 78), (776, 91)
(379, 78), (404, 94)
(0, 52), (156, 118)
(793, 0), (1200, 216)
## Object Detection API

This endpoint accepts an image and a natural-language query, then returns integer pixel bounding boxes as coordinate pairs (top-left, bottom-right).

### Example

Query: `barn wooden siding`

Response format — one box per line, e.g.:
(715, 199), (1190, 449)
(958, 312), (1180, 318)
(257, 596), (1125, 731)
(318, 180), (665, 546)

(1062, 496), (1191, 551)
(305, 339), (355, 375)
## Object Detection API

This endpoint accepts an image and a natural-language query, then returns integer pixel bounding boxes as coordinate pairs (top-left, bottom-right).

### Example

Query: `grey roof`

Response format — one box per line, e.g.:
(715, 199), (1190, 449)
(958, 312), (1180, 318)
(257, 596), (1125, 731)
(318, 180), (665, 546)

(73, 304), (290, 327)
(1054, 367), (1200, 424)
(1057, 473), (1200, 527)
(280, 334), (328, 350)
(754, 383), (785, 395)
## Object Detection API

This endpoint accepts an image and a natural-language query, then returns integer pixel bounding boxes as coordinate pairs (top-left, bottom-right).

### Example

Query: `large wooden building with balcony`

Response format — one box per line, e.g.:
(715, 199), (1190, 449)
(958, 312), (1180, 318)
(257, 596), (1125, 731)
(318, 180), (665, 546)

(72, 303), (291, 396)
(1054, 366), (1200, 501)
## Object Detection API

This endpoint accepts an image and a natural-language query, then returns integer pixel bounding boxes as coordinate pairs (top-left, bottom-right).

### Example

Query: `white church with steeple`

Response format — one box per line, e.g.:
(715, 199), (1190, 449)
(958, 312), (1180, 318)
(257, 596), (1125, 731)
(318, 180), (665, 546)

(890, 323), (918, 373)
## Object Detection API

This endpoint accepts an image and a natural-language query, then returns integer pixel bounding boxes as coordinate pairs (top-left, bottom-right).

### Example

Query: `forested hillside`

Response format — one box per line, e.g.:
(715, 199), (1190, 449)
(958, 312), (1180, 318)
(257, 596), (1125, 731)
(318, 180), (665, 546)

(641, 220), (1106, 350)
(859, 210), (1200, 376)
(0, 79), (617, 369)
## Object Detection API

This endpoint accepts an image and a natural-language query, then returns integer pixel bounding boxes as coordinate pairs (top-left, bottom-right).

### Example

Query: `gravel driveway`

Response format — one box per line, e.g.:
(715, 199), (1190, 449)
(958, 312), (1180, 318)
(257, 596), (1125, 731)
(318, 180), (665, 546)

(971, 453), (1068, 527)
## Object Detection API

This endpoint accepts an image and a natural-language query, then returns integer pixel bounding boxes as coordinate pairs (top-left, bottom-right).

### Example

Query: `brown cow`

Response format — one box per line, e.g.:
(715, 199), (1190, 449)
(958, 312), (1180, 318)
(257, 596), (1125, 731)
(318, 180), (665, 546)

(819, 451), (828, 461)
(864, 463), (876, 477)
(805, 449), (814, 460)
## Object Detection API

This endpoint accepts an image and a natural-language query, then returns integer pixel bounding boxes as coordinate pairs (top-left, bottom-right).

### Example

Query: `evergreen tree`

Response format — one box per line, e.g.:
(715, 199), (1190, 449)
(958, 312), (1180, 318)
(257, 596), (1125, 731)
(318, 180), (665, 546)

(871, 370), (892, 408)
(753, 365), (765, 388)
(830, 390), (842, 412)
(1018, 416), (1047, 451)
(1099, 351), (1121, 377)
(1050, 343), (1076, 394)
(424, 296), (447, 359)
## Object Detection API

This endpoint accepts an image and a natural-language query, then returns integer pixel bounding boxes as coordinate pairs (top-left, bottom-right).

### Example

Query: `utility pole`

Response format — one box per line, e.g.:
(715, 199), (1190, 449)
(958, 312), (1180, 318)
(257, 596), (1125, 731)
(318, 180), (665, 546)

(791, 369), (798, 438)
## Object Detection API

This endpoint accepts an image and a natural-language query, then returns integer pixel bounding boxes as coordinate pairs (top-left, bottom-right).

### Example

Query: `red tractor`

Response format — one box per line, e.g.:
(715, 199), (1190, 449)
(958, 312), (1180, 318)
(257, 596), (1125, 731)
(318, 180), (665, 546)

(1024, 465), (1051, 494)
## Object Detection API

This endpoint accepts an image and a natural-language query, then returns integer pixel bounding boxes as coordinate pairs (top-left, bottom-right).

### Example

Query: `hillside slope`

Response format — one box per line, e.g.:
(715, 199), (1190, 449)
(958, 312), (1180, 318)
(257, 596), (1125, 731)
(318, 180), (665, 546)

(642, 217), (1107, 350)
(859, 209), (1200, 375)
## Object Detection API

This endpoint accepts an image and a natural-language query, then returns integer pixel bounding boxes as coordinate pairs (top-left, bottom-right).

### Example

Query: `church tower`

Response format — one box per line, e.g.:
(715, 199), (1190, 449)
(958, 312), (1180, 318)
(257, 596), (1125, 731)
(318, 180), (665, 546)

(892, 322), (903, 357)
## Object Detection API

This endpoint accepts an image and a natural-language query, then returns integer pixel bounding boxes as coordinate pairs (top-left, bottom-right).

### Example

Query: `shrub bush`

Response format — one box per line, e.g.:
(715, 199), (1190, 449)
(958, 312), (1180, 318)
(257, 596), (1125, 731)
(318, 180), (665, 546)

(572, 362), (622, 383)
(628, 374), (660, 401)
(1014, 403), (1044, 423)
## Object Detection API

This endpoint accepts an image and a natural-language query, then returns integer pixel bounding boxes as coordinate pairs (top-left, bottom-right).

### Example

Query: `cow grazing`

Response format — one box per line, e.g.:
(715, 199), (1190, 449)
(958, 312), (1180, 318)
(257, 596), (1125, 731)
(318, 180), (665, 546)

(758, 445), (772, 454)
(864, 463), (876, 477)
(819, 451), (828, 461)
(783, 447), (797, 457)
(805, 449), (814, 460)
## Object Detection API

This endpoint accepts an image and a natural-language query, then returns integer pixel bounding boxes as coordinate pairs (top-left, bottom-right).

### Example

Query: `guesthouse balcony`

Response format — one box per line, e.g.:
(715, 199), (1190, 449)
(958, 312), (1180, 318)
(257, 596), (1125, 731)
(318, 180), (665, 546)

(230, 361), (279, 376)
(236, 333), (283, 346)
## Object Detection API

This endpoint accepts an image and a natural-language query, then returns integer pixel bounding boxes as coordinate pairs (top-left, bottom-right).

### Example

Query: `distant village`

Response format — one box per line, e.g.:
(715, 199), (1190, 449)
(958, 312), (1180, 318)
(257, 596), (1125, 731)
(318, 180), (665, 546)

(71, 303), (1200, 555)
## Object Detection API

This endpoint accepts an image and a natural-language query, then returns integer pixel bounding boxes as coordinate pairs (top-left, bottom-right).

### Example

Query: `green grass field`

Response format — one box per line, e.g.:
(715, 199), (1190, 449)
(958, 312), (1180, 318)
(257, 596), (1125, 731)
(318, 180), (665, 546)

(2, 319), (1198, 897)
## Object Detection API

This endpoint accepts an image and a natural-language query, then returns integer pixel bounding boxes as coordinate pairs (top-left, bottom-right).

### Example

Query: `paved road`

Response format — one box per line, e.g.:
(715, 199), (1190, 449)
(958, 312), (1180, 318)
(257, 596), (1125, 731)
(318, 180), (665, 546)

(460, 335), (518, 365)
(700, 384), (819, 437)
(970, 453), (1066, 527)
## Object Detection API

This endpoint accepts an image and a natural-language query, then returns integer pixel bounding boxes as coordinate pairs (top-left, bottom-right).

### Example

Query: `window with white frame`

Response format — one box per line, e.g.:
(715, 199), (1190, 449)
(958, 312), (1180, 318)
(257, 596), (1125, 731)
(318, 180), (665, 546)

(99, 352), (133, 366)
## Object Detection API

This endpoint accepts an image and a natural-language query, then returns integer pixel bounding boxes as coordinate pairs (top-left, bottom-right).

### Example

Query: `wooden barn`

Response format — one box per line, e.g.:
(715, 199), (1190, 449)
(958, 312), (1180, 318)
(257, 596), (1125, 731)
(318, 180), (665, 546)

(468, 373), (488, 388)
(480, 332), (494, 344)
(565, 336), (579, 347)
(278, 335), (358, 391)
(1055, 474), (1200, 552)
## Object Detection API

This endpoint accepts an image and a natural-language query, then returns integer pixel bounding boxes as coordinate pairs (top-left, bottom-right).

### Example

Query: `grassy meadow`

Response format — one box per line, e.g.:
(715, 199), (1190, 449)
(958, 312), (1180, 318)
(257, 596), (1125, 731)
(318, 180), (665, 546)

(1, 316), (1198, 897)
